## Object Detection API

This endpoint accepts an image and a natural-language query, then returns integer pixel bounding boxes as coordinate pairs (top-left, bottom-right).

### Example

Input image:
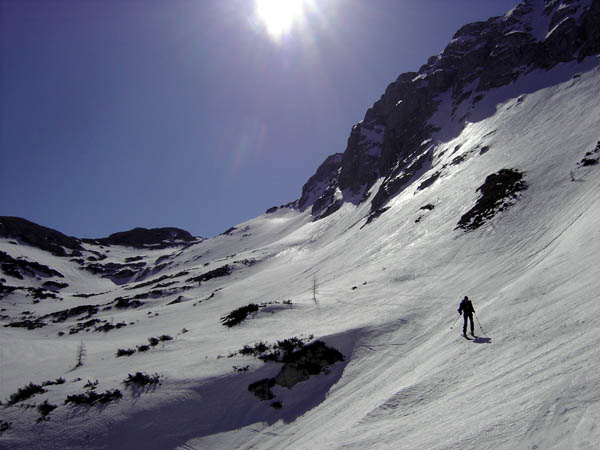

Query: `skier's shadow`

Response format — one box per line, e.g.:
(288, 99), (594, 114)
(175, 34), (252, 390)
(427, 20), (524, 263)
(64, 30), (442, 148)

(473, 336), (492, 344)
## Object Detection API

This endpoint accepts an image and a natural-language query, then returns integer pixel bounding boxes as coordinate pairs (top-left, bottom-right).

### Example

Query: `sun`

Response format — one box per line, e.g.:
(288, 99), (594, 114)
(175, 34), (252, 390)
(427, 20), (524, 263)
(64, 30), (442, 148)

(255, 0), (307, 40)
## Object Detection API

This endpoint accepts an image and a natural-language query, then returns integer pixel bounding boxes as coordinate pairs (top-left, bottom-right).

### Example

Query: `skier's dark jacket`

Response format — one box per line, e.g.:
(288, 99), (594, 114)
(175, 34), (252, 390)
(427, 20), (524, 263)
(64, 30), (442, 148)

(458, 298), (474, 316)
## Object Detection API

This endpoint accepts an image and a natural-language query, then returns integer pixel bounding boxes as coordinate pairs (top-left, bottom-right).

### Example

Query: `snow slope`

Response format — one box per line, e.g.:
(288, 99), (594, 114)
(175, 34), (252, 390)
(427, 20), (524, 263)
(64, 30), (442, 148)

(2, 41), (600, 450)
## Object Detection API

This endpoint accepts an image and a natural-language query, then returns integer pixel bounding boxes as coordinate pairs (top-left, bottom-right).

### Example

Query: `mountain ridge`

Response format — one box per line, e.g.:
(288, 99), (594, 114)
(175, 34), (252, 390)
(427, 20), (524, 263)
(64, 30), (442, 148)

(0, 216), (201, 252)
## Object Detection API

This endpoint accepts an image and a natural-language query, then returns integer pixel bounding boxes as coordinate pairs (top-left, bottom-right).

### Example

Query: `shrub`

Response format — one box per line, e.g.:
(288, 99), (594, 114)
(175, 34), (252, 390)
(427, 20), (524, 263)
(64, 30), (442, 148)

(136, 344), (150, 352)
(0, 420), (11, 436)
(116, 348), (136, 357)
(220, 304), (260, 327)
(258, 351), (280, 363)
(581, 157), (598, 166)
(148, 337), (160, 347)
(42, 377), (65, 386)
(95, 321), (127, 332)
(64, 389), (122, 406)
(84, 380), (98, 390)
(124, 372), (160, 387)
(37, 400), (57, 422)
(6, 382), (46, 405)
(158, 334), (173, 341)
(186, 264), (232, 284)
(238, 336), (314, 362)
(239, 341), (274, 359)
(277, 337), (305, 362)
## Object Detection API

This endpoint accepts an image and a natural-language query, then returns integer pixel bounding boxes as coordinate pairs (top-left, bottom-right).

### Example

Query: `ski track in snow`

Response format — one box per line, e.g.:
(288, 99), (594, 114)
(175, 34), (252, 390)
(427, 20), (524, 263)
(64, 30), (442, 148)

(2, 60), (600, 450)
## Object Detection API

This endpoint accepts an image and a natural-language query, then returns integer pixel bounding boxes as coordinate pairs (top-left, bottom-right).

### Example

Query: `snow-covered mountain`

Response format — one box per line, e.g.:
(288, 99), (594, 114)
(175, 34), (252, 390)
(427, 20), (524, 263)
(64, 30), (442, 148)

(2, 1), (600, 449)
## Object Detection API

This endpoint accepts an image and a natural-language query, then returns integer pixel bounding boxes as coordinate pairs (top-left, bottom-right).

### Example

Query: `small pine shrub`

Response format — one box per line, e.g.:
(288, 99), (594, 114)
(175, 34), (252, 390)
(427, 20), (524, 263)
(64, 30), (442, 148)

(75, 342), (86, 368)
(136, 344), (150, 352)
(42, 377), (66, 386)
(220, 304), (260, 327)
(239, 344), (257, 356)
(158, 334), (173, 341)
(7, 382), (46, 405)
(116, 348), (136, 357)
(64, 389), (122, 406)
(124, 372), (160, 387)
(254, 341), (269, 353)
(148, 337), (160, 347)
(37, 400), (57, 422)
(258, 351), (280, 363)
(277, 337), (305, 361)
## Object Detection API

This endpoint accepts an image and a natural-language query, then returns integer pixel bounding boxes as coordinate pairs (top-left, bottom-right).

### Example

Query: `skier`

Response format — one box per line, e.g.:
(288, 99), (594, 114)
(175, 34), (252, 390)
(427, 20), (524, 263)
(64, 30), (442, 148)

(458, 296), (475, 337)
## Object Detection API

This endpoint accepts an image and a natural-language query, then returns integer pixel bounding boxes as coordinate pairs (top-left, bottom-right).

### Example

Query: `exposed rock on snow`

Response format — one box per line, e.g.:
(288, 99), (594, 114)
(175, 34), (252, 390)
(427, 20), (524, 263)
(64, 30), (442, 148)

(456, 168), (528, 231)
(248, 341), (344, 403)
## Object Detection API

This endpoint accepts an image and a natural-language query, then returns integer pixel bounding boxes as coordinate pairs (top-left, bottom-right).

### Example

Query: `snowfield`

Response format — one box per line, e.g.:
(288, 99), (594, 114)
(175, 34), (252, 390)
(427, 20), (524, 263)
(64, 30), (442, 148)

(2, 58), (600, 450)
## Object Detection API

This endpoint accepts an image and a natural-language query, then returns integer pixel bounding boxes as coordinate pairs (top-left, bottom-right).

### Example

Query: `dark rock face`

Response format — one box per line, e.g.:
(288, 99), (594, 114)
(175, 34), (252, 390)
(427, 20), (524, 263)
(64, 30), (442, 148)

(294, 153), (346, 219)
(85, 227), (198, 249)
(295, 0), (600, 220)
(0, 217), (83, 256)
(580, 0), (600, 56)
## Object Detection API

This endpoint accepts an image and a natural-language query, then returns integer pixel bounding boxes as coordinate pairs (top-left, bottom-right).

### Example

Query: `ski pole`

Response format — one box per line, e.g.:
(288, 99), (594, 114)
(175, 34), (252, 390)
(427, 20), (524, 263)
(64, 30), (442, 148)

(450, 314), (460, 330)
(474, 311), (486, 336)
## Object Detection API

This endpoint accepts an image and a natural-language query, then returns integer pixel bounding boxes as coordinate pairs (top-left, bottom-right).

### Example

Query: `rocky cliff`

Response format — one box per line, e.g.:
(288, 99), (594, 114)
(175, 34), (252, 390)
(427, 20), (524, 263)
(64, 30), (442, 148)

(295, 0), (600, 221)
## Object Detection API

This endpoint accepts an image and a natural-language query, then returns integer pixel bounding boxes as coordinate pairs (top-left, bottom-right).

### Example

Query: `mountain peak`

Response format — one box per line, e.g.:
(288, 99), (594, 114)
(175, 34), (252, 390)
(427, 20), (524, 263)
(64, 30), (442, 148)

(295, 0), (599, 222)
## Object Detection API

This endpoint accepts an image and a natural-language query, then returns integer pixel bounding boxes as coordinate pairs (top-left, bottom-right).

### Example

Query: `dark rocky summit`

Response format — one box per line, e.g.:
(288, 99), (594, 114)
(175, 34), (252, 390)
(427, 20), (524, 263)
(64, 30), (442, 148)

(84, 227), (198, 249)
(294, 0), (600, 220)
(0, 217), (83, 256)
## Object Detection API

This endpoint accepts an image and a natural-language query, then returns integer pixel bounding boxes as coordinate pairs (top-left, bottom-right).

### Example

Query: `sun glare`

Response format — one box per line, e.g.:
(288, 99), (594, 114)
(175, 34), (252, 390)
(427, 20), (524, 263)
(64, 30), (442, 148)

(255, 0), (307, 40)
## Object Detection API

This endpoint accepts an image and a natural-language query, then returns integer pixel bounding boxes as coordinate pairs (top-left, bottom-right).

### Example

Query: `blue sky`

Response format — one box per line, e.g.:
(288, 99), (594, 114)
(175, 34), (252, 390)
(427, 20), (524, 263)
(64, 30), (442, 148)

(0, 0), (520, 238)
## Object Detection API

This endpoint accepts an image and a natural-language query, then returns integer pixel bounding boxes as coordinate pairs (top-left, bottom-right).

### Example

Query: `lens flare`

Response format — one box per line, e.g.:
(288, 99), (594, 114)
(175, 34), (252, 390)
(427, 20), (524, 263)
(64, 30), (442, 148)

(255, 0), (306, 40)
